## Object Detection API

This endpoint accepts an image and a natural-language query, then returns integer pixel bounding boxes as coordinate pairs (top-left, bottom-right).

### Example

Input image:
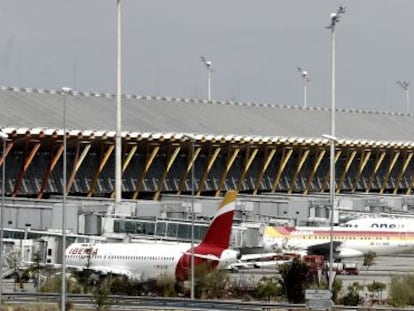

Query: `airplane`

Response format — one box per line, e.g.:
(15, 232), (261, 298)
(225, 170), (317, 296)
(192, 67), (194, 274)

(263, 217), (414, 259)
(65, 191), (240, 282)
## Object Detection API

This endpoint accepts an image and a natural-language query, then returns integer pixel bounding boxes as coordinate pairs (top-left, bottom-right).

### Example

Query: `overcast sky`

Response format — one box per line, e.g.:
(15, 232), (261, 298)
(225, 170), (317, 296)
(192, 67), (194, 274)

(0, 1), (413, 112)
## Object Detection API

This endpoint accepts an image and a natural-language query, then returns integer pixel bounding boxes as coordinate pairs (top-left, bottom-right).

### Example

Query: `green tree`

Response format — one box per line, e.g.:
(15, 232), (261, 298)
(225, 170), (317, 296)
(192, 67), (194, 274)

(27, 251), (43, 290)
(363, 251), (376, 269)
(76, 247), (94, 293)
(339, 282), (364, 306)
(279, 260), (312, 303)
(318, 278), (342, 303)
(93, 277), (111, 311)
(254, 276), (280, 301)
(362, 251), (376, 288)
(367, 280), (386, 304)
(9, 250), (24, 291)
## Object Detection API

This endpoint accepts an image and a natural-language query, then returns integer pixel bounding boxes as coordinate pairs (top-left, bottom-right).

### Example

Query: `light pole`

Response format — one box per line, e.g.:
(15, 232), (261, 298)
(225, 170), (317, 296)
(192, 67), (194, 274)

(397, 81), (410, 113)
(115, 0), (122, 206)
(326, 5), (345, 291)
(297, 67), (310, 108)
(184, 134), (197, 299)
(0, 130), (7, 305)
(200, 57), (212, 101)
(61, 87), (71, 311)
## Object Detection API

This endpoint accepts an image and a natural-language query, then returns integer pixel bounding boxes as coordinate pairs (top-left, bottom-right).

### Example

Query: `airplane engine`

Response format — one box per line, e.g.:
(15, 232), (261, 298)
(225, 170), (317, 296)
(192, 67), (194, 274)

(217, 249), (240, 269)
(338, 248), (364, 258)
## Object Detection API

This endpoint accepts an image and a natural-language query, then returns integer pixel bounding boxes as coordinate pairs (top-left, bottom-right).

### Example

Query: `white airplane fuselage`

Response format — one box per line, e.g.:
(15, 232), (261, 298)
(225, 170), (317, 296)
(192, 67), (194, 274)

(264, 224), (414, 258)
(66, 242), (238, 281)
(65, 191), (239, 282)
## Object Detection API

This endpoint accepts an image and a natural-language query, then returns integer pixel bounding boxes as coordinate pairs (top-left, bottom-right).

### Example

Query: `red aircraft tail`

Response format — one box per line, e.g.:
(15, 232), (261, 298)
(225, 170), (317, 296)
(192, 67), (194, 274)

(197, 190), (237, 250)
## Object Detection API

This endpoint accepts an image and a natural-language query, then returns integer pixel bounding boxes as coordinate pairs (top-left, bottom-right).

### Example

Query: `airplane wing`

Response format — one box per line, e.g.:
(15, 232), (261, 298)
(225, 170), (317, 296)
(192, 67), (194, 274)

(39, 262), (133, 278)
(306, 241), (342, 258)
(239, 252), (279, 262)
(66, 265), (133, 278)
(184, 253), (220, 261)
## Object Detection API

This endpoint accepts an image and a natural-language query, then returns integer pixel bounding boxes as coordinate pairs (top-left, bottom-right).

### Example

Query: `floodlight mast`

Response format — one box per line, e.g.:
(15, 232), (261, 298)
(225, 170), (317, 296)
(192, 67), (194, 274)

(200, 56), (212, 101)
(326, 5), (345, 292)
(397, 81), (410, 113)
(297, 67), (310, 108)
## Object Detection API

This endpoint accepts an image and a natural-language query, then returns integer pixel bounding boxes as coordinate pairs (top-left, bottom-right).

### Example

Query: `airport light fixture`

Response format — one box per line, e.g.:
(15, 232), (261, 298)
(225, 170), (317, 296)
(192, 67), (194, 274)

(0, 130), (7, 305)
(61, 87), (72, 311)
(115, 0), (122, 206)
(397, 81), (410, 113)
(200, 56), (212, 101)
(297, 67), (310, 108)
(326, 5), (345, 291)
(183, 133), (197, 300)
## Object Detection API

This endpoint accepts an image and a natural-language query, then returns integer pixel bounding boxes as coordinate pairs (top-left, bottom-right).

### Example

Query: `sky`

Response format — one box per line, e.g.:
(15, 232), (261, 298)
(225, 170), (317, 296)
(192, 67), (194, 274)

(0, 1), (413, 113)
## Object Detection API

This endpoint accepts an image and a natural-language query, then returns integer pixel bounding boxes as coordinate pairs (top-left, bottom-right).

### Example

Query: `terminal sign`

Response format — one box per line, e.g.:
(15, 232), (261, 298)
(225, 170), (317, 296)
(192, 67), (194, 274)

(305, 289), (332, 300)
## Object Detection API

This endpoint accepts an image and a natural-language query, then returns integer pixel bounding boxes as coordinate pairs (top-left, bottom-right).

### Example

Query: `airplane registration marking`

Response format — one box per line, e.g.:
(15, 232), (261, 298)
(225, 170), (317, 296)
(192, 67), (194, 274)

(68, 247), (99, 256)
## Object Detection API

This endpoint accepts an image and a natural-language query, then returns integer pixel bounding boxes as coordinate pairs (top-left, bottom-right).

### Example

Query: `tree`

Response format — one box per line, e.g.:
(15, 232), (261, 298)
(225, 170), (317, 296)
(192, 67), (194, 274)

(339, 282), (364, 306)
(279, 260), (312, 303)
(9, 250), (24, 291)
(362, 251), (376, 288)
(318, 277), (342, 303)
(93, 277), (111, 311)
(76, 246), (95, 293)
(363, 251), (376, 269)
(367, 280), (386, 304)
(27, 251), (43, 290)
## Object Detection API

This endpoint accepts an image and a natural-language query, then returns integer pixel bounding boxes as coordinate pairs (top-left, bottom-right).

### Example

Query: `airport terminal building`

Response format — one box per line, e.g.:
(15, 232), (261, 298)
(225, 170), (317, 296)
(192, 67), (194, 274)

(2, 86), (414, 263)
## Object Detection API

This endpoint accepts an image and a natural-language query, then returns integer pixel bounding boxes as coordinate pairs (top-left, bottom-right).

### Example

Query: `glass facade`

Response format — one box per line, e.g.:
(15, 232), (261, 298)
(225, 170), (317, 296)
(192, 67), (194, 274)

(113, 219), (208, 242)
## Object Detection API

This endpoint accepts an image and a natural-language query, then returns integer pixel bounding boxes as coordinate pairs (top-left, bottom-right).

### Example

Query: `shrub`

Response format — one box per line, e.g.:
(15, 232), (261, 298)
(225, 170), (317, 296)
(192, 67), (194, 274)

(279, 260), (313, 303)
(388, 275), (414, 307)
(339, 282), (363, 306)
(254, 276), (280, 301)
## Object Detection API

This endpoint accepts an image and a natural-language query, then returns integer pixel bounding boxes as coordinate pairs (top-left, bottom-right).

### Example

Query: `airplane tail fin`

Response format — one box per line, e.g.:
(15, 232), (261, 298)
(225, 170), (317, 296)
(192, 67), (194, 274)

(197, 190), (237, 250)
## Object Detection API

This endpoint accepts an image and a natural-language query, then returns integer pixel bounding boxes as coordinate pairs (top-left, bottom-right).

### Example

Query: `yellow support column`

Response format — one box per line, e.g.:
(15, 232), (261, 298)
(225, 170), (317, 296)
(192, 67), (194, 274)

(288, 149), (309, 194)
(380, 151), (400, 194)
(365, 150), (386, 193)
(304, 149), (326, 195)
(271, 148), (293, 193)
(87, 144), (115, 197)
(336, 150), (357, 193)
(351, 150), (371, 192)
(132, 145), (160, 200)
(320, 150), (342, 193)
(177, 146), (201, 195)
(237, 148), (258, 192)
(215, 147), (240, 197)
(393, 151), (413, 194)
(196, 147), (221, 196)
(253, 148), (276, 195)
(110, 144), (137, 198)
(153, 146), (181, 200)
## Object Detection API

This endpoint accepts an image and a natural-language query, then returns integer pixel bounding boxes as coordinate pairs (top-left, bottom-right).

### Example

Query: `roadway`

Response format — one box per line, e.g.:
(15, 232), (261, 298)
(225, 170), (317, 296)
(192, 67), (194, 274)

(230, 252), (414, 301)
